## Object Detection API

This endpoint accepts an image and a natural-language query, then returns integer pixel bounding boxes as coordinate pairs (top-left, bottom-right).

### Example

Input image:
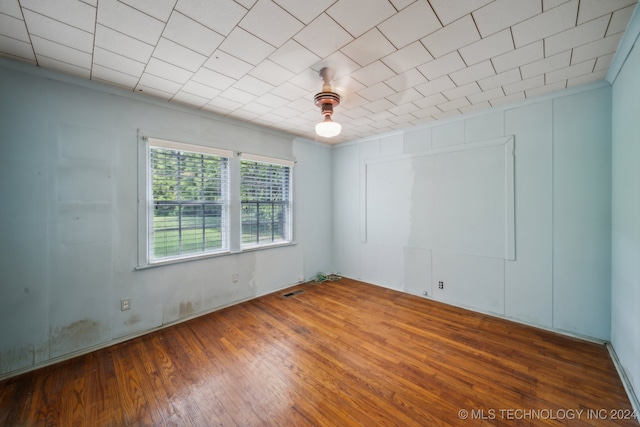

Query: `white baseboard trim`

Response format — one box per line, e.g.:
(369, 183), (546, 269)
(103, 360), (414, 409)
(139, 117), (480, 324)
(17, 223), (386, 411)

(0, 280), (303, 382)
(607, 343), (640, 415)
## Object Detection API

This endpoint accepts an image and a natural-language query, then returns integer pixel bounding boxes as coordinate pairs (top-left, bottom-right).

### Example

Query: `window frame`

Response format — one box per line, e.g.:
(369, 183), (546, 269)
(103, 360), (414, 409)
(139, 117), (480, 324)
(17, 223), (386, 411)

(240, 153), (294, 250)
(137, 134), (295, 269)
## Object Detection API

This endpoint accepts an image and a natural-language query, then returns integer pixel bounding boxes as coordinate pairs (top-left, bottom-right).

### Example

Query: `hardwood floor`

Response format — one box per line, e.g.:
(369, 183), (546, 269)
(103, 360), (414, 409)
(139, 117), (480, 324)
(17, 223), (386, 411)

(0, 278), (636, 426)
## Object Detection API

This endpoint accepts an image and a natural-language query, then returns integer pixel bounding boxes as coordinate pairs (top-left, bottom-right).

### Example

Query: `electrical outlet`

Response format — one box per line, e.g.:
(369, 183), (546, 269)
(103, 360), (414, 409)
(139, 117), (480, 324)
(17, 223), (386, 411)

(438, 281), (444, 289)
(121, 298), (130, 311)
(232, 273), (238, 283)
(423, 290), (429, 296)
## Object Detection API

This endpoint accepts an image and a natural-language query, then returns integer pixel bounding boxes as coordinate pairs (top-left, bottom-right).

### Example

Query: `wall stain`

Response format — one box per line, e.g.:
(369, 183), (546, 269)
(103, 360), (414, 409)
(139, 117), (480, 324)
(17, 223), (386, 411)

(179, 302), (194, 319)
(50, 318), (100, 354)
(124, 314), (141, 326)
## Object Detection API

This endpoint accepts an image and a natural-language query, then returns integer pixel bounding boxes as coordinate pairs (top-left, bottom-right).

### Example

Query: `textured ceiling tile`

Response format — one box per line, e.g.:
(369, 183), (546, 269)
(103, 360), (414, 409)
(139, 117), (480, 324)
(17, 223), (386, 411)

(429, 0), (493, 25)
(520, 50), (570, 78)
(511, 0), (578, 48)
(270, 82), (310, 101)
(361, 98), (395, 113)
(118, 0), (176, 22)
(249, 59), (295, 86)
(92, 64), (139, 88)
(421, 14), (480, 58)
(377, 0), (441, 48)
(94, 24), (154, 63)
(358, 81), (396, 101)
(268, 39), (321, 74)
(442, 81), (481, 100)
(384, 68), (427, 92)
(312, 50), (360, 80)
(181, 80), (222, 99)
(163, 12), (224, 57)
(466, 86), (504, 103)
(172, 90), (210, 108)
(417, 51), (466, 80)
(93, 47), (145, 77)
(0, 34), (36, 61)
(37, 55), (90, 77)
(577, 0), (637, 25)
(458, 29), (514, 65)
(153, 37), (207, 72)
(340, 28), (396, 67)
(233, 74), (275, 96)
(491, 40), (543, 73)
(137, 72), (182, 94)
(145, 57), (192, 84)
(387, 87), (423, 105)
(545, 59), (595, 84)
(543, 0), (571, 11)
(381, 41), (433, 74)
(327, 0), (396, 38)
(502, 74), (544, 95)
(413, 92), (448, 108)
(272, 0), (336, 24)
(351, 60), (396, 86)
(0, 12), (30, 42)
(97, 0), (164, 45)
(438, 97), (470, 112)
(219, 87), (257, 104)
(415, 75), (456, 97)
(202, 50), (253, 79)
(489, 91), (525, 106)
(23, 10), (93, 52)
(333, 74), (366, 96)
(192, 67), (236, 91)
(175, 0), (247, 36)
(239, 0), (304, 47)
(544, 15), (609, 57)
(525, 80), (566, 97)
(206, 97), (243, 112)
(0, 0), (22, 19)
(594, 53), (615, 71)
(31, 35), (92, 68)
(473, 0), (541, 37)
(218, 27), (276, 65)
(568, 69), (606, 86)
(570, 33), (623, 64)
(449, 60), (495, 86)
(293, 13), (353, 58)
(20, 0), (96, 32)
(477, 67), (521, 90)
(254, 92), (289, 108)
(607, 4), (636, 35)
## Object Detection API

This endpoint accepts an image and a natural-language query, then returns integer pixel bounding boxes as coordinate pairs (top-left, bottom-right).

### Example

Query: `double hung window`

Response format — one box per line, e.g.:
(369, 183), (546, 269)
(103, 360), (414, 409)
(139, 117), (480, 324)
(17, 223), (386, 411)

(240, 156), (292, 248)
(141, 137), (293, 266)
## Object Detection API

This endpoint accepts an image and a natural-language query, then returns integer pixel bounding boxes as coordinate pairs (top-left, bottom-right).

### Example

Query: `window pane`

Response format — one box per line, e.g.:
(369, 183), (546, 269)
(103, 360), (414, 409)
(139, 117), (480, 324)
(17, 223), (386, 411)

(240, 160), (292, 248)
(149, 146), (229, 262)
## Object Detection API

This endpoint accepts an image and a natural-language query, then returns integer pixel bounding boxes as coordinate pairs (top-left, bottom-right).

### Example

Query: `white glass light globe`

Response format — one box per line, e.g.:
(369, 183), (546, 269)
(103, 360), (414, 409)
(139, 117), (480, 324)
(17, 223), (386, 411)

(315, 119), (341, 138)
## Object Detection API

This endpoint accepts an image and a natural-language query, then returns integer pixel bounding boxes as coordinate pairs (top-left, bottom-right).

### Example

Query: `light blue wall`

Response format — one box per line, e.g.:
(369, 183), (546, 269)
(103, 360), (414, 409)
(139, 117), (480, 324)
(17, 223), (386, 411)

(332, 84), (613, 341)
(0, 60), (332, 377)
(611, 29), (640, 407)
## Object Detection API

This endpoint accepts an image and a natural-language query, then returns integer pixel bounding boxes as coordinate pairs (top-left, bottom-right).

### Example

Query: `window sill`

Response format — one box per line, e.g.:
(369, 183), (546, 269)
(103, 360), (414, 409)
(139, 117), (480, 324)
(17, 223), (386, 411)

(136, 241), (296, 270)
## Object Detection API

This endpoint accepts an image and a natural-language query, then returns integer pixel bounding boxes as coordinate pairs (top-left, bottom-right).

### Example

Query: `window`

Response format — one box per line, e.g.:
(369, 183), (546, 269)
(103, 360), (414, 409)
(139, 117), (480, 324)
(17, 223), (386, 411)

(139, 137), (294, 267)
(147, 138), (231, 263)
(240, 156), (292, 248)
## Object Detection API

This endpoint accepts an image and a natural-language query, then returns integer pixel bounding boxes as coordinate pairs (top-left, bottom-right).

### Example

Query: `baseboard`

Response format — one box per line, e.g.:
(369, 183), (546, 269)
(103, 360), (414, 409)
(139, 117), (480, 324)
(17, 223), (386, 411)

(607, 343), (640, 415)
(0, 280), (303, 382)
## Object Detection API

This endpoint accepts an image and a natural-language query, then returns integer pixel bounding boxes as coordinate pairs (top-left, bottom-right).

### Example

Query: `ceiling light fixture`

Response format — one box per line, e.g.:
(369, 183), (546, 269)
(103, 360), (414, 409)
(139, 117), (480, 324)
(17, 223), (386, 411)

(314, 67), (341, 138)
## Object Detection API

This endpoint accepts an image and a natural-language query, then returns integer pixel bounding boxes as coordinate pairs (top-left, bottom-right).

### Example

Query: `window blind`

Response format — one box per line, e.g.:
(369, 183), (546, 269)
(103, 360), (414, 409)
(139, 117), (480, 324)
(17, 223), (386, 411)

(240, 159), (292, 248)
(149, 145), (230, 261)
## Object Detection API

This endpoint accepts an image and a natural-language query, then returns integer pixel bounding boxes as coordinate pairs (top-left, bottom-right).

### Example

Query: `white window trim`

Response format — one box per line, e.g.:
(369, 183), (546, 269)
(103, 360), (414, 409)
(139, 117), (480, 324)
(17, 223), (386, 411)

(136, 133), (296, 269)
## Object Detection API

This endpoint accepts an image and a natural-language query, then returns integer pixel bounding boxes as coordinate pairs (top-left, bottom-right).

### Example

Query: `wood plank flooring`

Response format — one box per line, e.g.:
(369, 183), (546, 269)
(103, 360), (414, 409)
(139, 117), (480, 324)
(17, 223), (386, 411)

(0, 278), (637, 426)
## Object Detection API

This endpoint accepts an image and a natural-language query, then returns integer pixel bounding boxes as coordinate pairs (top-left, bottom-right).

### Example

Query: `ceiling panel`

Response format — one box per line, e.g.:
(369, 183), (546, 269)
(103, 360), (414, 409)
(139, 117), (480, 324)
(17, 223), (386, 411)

(0, 0), (636, 144)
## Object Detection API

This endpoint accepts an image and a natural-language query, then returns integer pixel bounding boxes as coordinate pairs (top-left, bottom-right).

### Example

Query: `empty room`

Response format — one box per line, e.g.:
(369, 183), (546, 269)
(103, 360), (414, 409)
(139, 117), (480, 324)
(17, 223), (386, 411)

(1, 0), (639, 425)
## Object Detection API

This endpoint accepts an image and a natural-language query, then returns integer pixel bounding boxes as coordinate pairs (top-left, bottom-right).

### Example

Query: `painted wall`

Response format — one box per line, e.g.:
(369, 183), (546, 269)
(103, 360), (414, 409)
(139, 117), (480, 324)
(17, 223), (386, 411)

(0, 60), (332, 377)
(611, 30), (640, 405)
(332, 84), (612, 341)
